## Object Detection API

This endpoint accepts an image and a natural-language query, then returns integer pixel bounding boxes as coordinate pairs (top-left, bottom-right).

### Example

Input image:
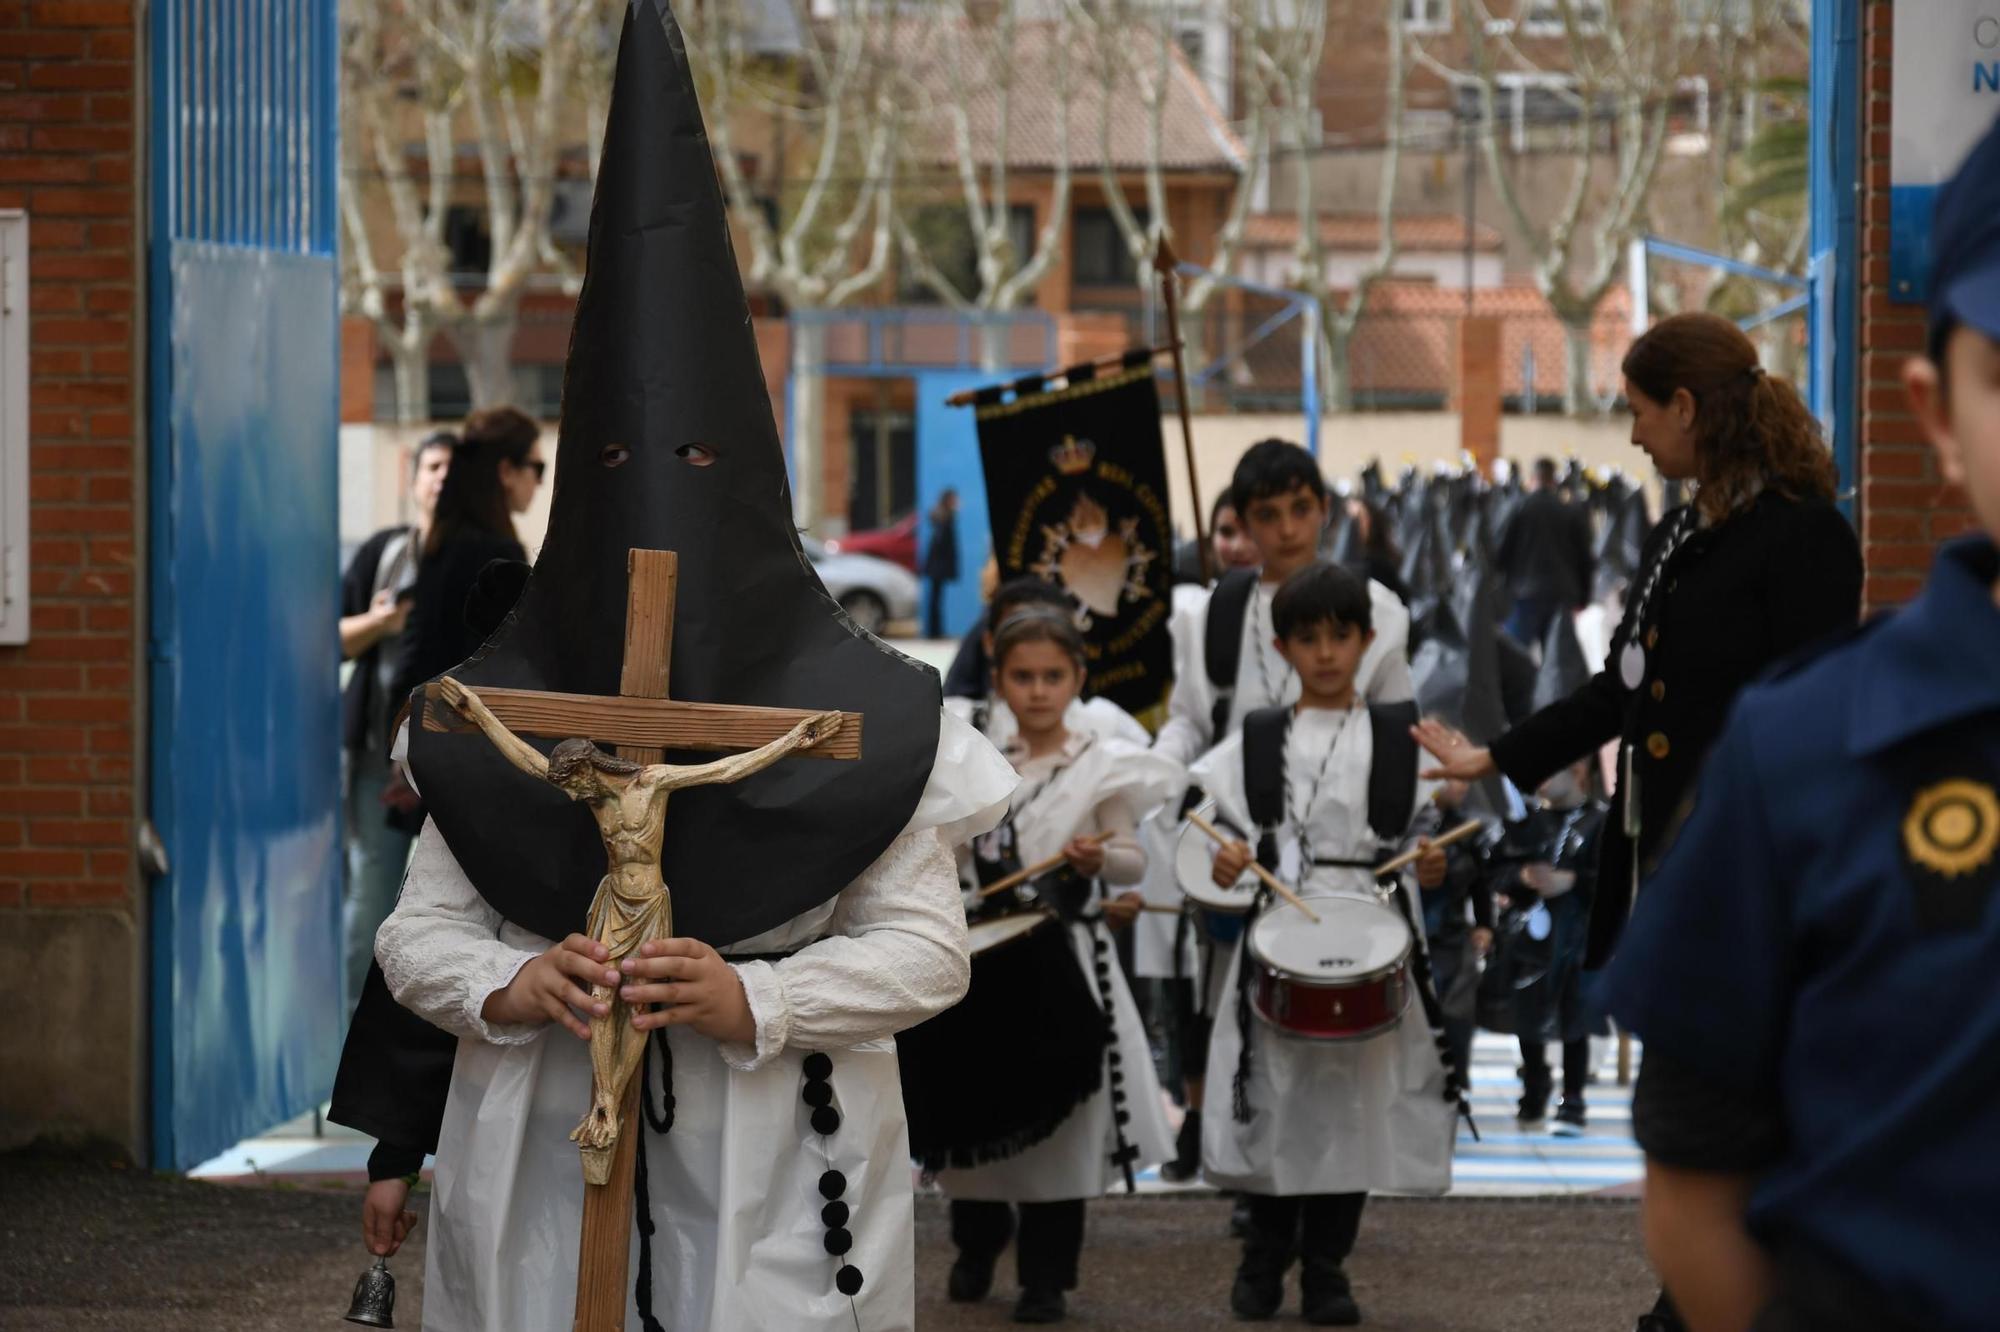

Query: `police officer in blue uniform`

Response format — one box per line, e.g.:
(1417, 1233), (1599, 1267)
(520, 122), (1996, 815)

(1600, 113), (2000, 1332)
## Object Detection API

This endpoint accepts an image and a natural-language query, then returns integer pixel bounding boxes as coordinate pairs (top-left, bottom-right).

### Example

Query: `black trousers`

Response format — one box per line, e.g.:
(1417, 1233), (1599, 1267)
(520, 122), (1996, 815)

(1239, 1192), (1366, 1275)
(951, 1198), (1087, 1292)
(925, 581), (948, 638)
(1172, 977), (1213, 1079)
(1521, 1036), (1591, 1099)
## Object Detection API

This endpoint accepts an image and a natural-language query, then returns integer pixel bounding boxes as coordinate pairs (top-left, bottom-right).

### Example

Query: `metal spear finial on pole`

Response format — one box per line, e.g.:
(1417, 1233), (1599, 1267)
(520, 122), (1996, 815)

(1153, 237), (1212, 585)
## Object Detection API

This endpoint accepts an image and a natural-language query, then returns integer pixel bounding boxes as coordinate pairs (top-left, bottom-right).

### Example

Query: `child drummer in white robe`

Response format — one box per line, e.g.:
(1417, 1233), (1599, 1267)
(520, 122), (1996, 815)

(1145, 441), (1414, 1183)
(373, 705), (1016, 1332)
(938, 608), (1181, 1325)
(1191, 564), (1456, 1327)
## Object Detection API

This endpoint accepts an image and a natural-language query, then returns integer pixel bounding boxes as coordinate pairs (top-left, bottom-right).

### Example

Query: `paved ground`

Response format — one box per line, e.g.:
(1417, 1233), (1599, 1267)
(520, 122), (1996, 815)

(193, 1033), (1645, 1202)
(3, 1148), (1657, 1331)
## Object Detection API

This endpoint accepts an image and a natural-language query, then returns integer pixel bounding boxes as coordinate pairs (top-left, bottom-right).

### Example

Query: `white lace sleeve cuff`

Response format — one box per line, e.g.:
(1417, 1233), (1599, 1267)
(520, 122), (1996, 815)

(718, 959), (791, 1072)
(462, 949), (546, 1046)
(375, 820), (549, 1046)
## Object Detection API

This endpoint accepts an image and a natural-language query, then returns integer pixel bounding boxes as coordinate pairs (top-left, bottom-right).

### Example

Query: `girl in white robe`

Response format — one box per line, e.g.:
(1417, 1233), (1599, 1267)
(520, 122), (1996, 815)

(374, 706), (1016, 1332)
(933, 609), (1180, 1325)
(1187, 564), (1455, 1327)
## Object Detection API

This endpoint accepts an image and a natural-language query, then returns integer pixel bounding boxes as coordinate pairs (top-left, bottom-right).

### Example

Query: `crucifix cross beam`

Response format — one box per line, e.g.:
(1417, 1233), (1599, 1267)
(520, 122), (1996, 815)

(419, 548), (865, 1332)
(416, 551), (862, 761)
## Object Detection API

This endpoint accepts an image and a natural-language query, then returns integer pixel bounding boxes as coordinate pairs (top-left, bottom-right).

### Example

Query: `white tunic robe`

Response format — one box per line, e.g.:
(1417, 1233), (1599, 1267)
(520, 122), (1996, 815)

(1134, 578), (1413, 980)
(376, 708), (1017, 1332)
(937, 733), (1180, 1203)
(1188, 707), (1456, 1197)
(951, 694), (1152, 751)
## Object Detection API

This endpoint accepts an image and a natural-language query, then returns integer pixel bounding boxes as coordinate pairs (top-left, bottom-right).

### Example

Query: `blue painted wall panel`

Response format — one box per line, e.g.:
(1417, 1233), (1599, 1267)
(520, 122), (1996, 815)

(149, 0), (341, 1171)
(150, 244), (342, 1168)
(915, 369), (1011, 641)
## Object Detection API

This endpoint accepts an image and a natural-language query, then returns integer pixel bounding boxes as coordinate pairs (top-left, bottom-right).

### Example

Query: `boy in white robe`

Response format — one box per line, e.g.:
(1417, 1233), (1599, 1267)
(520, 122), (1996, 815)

(1194, 565), (1454, 1326)
(1146, 440), (1413, 1182)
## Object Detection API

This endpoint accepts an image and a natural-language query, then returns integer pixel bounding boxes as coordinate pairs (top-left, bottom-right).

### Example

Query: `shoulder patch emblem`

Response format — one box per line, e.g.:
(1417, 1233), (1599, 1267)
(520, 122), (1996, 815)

(1904, 779), (2000, 879)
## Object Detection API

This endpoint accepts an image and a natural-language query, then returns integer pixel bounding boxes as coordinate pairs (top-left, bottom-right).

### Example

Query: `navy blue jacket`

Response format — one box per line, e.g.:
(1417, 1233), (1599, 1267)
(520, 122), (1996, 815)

(1603, 537), (2000, 1331)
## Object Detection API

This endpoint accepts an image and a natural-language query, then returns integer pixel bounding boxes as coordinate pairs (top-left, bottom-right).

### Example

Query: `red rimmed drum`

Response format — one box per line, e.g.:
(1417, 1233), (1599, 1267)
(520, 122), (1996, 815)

(1245, 895), (1412, 1041)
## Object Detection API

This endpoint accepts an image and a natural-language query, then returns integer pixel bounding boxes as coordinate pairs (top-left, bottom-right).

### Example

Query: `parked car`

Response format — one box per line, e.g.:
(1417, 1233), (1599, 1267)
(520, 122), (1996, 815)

(823, 512), (919, 573)
(804, 538), (919, 636)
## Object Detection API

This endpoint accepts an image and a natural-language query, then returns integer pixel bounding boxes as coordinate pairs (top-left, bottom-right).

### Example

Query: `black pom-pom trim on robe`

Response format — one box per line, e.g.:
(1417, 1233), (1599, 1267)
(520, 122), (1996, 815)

(897, 913), (1111, 1171)
(1089, 924), (1141, 1193)
(803, 1053), (864, 1300)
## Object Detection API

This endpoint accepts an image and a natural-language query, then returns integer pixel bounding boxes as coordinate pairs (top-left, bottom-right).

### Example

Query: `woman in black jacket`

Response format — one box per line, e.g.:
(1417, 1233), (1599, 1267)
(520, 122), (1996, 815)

(1414, 312), (1861, 1331)
(390, 407), (540, 738)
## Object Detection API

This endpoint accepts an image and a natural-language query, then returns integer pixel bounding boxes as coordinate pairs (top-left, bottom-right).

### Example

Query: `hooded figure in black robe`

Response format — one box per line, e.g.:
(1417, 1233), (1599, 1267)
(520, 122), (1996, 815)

(330, 0), (941, 1156)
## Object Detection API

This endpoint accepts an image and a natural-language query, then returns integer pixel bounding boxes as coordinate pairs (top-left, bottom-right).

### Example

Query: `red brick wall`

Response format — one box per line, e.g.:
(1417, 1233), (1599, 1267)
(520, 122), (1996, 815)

(1857, 0), (1980, 611)
(0, 0), (146, 1156)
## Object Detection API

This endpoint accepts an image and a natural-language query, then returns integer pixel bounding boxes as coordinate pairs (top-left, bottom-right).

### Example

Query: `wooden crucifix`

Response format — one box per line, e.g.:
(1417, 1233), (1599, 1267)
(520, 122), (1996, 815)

(417, 548), (863, 1332)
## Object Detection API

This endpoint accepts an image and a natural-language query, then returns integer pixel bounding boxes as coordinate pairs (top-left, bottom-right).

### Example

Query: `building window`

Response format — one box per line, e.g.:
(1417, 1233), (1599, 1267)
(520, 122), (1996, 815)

(899, 203), (1037, 304)
(1072, 206), (1147, 286)
(1404, 0), (1451, 34)
(441, 204), (491, 276)
(1174, 25), (1204, 66)
(1520, 0), (1604, 36)
(1495, 72), (1584, 152)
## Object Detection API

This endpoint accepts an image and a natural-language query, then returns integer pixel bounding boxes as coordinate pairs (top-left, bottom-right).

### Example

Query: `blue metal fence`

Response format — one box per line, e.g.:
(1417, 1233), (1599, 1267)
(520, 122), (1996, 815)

(147, 0), (343, 1170)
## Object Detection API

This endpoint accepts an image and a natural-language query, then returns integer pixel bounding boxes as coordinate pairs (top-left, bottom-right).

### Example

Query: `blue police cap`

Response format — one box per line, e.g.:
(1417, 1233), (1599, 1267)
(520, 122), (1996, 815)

(1931, 110), (2000, 348)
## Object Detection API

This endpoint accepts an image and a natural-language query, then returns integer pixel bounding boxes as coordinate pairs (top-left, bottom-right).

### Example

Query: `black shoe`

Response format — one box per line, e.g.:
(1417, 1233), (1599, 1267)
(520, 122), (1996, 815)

(1516, 1066), (1552, 1125)
(1553, 1097), (1587, 1136)
(948, 1253), (997, 1303)
(1302, 1263), (1361, 1326)
(1230, 1271), (1284, 1321)
(1013, 1287), (1067, 1324)
(1160, 1110), (1203, 1183)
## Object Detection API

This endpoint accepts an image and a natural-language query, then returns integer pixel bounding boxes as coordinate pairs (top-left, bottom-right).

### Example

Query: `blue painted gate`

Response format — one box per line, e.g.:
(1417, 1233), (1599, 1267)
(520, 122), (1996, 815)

(147, 0), (343, 1168)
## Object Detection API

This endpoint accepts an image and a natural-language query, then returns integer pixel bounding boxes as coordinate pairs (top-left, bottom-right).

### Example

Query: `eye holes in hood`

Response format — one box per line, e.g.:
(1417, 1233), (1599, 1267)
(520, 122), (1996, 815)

(598, 443), (716, 469)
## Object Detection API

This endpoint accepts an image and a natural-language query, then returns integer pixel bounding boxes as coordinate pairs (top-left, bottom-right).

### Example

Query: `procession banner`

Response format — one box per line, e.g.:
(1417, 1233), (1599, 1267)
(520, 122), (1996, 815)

(975, 364), (1174, 730)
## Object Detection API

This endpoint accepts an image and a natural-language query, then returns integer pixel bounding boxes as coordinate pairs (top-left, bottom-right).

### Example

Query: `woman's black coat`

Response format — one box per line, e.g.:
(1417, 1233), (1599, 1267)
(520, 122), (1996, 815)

(1488, 489), (1862, 966)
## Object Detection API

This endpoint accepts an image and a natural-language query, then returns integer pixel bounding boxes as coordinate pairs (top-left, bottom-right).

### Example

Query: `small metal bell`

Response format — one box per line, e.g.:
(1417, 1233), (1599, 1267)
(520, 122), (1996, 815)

(344, 1256), (397, 1328)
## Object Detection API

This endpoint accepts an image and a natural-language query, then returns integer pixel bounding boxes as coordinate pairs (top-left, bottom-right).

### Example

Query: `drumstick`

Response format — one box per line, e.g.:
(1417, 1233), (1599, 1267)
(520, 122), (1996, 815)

(1184, 812), (1321, 924)
(1374, 819), (1485, 877)
(976, 852), (1071, 900)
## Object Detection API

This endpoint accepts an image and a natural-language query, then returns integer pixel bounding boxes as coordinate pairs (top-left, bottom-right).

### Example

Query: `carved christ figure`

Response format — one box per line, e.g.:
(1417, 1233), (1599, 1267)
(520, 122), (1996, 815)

(436, 676), (845, 1183)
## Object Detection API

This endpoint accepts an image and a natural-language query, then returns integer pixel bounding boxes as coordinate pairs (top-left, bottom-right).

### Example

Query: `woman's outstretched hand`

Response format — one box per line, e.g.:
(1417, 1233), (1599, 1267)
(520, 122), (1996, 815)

(1410, 719), (1498, 783)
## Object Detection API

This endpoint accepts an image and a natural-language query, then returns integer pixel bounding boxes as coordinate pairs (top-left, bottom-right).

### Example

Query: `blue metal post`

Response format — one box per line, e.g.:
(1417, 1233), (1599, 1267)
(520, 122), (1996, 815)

(1301, 303), (1320, 456)
(1810, 0), (1862, 514)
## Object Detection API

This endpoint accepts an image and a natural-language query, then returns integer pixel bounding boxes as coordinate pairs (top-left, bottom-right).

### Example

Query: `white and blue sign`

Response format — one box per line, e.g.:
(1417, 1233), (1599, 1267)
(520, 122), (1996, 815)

(1891, 3), (2000, 302)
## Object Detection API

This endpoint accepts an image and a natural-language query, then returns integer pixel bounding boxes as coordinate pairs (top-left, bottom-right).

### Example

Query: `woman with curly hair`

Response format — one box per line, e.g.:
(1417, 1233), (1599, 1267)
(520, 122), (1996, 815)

(1413, 311), (1862, 1330)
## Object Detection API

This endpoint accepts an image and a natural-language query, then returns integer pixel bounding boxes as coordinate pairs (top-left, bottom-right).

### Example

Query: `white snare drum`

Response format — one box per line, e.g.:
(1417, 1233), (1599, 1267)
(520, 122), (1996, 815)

(1245, 895), (1412, 1041)
(1175, 798), (1260, 914)
(967, 910), (1058, 956)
